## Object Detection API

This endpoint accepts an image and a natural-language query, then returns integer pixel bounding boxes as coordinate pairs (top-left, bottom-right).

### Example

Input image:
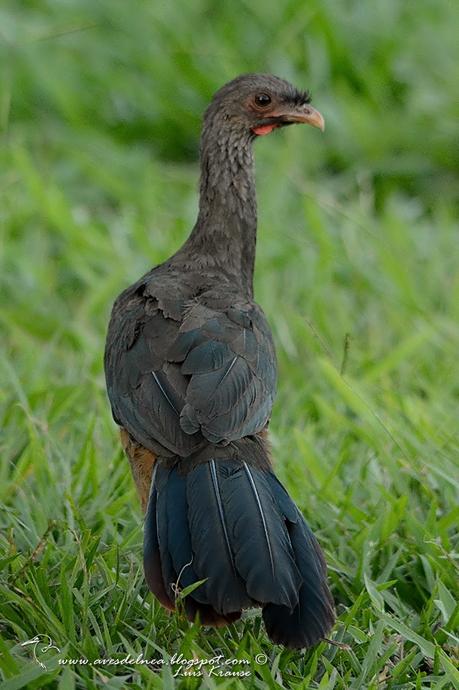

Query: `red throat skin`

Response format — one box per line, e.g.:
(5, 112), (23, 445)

(252, 123), (279, 136)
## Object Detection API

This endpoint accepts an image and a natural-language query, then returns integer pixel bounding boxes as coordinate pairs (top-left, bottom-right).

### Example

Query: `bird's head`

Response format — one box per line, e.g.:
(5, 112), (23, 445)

(203, 73), (324, 140)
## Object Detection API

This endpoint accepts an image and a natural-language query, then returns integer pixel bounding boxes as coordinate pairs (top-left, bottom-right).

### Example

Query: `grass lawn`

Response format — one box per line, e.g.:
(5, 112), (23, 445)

(1, 1), (458, 688)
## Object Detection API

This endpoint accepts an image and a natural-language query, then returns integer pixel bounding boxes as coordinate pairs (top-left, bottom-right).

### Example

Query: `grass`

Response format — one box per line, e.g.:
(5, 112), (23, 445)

(1, 0), (458, 688)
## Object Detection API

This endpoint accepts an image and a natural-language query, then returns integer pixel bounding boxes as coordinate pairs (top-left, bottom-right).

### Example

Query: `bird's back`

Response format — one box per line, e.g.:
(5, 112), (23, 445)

(105, 260), (277, 462)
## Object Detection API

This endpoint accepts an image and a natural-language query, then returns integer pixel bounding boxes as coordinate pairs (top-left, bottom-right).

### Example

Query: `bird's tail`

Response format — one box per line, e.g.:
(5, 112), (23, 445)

(143, 453), (335, 648)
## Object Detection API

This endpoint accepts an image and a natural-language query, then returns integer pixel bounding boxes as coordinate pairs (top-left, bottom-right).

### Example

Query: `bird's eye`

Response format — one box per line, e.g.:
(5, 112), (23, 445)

(254, 93), (272, 108)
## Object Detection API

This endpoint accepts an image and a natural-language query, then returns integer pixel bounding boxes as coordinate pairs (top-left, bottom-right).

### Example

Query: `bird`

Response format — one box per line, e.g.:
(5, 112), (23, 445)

(104, 73), (335, 649)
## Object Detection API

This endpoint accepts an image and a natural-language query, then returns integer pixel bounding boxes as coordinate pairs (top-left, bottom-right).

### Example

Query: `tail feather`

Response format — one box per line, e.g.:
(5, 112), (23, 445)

(143, 454), (335, 648)
(143, 471), (175, 611)
(183, 599), (242, 627)
(262, 474), (335, 649)
(144, 464), (243, 625)
(161, 465), (208, 604)
(218, 461), (301, 607)
(187, 462), (253, 614)
(155, 471), (181, 601)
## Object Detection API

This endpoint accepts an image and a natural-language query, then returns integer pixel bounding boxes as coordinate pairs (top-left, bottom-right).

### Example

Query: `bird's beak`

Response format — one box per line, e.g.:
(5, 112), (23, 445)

(280, 105), (325, 132)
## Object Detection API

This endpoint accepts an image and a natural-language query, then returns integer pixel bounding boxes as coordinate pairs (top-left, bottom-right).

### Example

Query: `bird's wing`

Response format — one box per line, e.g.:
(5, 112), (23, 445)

(105, 291), (201, 458)
(172, 300), (277, 445)
(104, 289), (277, 456)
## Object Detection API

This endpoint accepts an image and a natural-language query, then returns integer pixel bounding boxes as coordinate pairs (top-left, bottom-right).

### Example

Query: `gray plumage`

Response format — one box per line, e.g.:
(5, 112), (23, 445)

(104, 73), (334, 648)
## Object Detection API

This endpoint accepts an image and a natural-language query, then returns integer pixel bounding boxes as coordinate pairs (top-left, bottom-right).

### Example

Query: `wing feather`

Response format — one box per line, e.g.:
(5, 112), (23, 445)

(105, 280), (277, 453)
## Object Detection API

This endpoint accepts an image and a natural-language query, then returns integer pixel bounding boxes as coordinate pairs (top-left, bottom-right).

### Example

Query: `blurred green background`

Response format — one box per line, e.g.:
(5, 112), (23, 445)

(2, 0), (459, 203)
(1, 1), (458, 689)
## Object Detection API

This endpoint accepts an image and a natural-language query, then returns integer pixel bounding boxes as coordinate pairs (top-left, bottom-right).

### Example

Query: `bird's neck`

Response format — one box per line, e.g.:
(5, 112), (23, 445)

(184, 125), (257, 298)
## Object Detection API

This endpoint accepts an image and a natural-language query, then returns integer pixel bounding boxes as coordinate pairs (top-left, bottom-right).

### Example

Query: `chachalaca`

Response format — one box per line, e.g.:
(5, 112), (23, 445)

(104, 73), (334, 648)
